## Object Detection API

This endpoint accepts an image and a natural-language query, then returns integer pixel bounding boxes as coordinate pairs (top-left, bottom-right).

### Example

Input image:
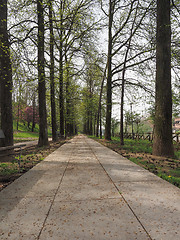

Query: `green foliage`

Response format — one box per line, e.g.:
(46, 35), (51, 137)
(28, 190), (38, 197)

(158, 173), (180, 188)
(0, 163), (19, 175)
(13, 121), (39, 133)
(80, 52), (106, 134)
(175, 150), (180, 159)
(14, 131), (39, 139)
(13, 120), (54, 140)
(172, 89), (180, 118)
(111, 118), (119, 136)
(138, 121), (153, 133)
(129, 157), (180, 188)
(110, 137), (153, 154)
(129, 157), (148, 166)
(124, 111), (153, 134)
(13, 120), (39, 139)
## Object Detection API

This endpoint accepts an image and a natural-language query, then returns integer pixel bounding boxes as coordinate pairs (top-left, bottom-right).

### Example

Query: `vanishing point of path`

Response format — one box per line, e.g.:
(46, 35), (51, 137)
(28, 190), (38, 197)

(0, 135), (179, 240)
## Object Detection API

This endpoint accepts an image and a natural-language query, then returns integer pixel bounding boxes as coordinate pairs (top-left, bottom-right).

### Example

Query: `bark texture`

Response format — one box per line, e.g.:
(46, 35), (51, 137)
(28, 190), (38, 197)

(59, 0), (64, 137)
(96, 64), (107, 137)
(37, 0), (49, 146)
(49, 0), (57, 142)
(153, 0), (174, 157)
(0, 0), (13, 146)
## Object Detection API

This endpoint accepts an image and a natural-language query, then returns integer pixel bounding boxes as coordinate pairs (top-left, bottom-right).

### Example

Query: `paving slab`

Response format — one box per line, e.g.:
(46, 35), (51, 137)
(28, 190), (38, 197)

(86, 136), (180, 240)
(115, 180), (180, 240)
(0, 138), (75, 239)
(0, 135), (179, 240)
(39, 199), (150, 240)
(0, 197), (52, 240)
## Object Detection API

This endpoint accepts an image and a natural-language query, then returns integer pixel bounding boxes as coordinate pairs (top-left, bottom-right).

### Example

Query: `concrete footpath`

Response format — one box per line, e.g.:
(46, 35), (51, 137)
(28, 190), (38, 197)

(0, 135), (179, 240)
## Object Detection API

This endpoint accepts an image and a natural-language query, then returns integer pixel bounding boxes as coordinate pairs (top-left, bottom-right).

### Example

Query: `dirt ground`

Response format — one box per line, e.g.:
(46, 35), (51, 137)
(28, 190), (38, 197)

(0, 140), (65, 192)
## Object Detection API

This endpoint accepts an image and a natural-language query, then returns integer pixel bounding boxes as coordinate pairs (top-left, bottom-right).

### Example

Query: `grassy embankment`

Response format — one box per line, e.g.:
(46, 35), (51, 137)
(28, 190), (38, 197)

(13, 121), (52, 142)
(13, 122), (39, 141)
(89, 136), (180, 188)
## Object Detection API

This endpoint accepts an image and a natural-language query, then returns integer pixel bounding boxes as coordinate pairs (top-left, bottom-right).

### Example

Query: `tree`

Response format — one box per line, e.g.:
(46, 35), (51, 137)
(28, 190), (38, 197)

(119, 1), (140, 145)
(96, 63), (107, 137)
(105, 0), (114, 140)
(0, 0), (13, 147)
(103, 0), (154, 140)
(37, 0), (49, 146)
(49, 0), (57, 141)
(59, 0), (64, 138)
(152, 0), (174, 157)
(22, 105), (39, 130)
(64, 53), (74, 137)
(52, 0), (99, 137)
(111, 118), (119, 137)
(31, 93), (37, 132)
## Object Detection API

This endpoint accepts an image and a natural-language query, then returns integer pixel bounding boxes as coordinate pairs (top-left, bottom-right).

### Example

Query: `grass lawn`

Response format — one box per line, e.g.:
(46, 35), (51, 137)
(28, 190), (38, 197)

(89, 136), (180, 188)
(13, 121), (52, 142)
(14, 131), (39, 139)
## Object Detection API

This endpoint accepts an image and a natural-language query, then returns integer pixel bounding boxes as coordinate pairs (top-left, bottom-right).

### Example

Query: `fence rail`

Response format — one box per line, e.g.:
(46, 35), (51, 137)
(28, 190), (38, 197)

(121, 133), (180, 142)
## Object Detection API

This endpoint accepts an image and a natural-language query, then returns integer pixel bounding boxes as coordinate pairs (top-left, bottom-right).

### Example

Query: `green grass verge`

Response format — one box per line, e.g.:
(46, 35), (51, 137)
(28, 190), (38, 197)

(90, 136), (153, 154)
(13, 121), (52, 140)
(13, 121), (39, 133)
(14, 131), (39, 139)
(158, 173), (180, 188)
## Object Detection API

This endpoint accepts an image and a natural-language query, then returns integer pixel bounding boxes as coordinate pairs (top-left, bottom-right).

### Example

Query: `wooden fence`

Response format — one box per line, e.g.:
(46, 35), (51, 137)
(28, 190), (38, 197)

(121, 132), (180, 143)
(123, 133), (153, 142)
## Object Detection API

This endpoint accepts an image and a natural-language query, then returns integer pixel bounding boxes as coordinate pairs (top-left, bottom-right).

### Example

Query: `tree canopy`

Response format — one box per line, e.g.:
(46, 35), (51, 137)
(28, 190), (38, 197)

(0, 0), (179, 157)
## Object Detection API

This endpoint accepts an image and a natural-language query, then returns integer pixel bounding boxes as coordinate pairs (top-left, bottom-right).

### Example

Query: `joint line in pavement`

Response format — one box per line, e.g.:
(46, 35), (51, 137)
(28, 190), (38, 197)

(37, 138), (78, 240)
(85, 137), (153, 240)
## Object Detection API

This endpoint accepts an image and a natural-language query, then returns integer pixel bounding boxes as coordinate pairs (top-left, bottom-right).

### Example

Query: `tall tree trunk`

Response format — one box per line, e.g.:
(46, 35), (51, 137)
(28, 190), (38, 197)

(94, 113), (96, 136)
(120, 70), (125, 145)
(100, 107), (102, 139)
(65, 52), (72, 137)
(87, 112), (90, 135)
(32, 93), (36, 132)
(89, 111), (93, 135)
(59, 0), (64, 137)
(49, 0), (57, 142)
(130, 103), (134, 138)
(0, 0), (13, 147)
(153, 0), (174, 157)
(37, 0), (49, 147)
(83, 122), (87, 134)
(96, 64), (107, 137)
(89, 88), (93, 135)
(105, 0), (114, 140)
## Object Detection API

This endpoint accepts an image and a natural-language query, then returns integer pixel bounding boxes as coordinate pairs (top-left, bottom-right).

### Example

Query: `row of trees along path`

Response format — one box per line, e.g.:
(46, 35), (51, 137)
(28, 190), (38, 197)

(0, 0), (178, 158)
